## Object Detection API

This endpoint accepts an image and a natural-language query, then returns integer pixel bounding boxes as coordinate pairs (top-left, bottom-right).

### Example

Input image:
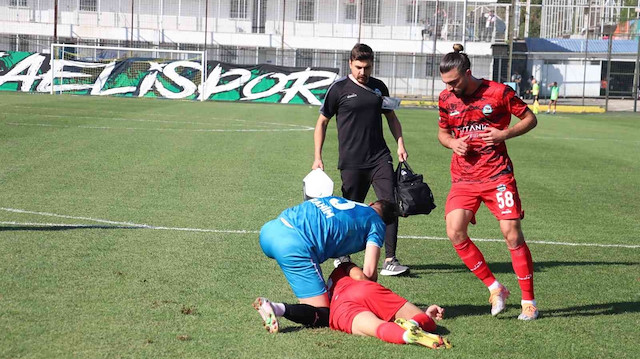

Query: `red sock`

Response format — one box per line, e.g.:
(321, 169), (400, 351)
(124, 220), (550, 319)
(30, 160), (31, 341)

(375, 322), (407, 344)
(454, 238), (496, 286)
(411, 313), (436, 332)
(509, 242), (535, 300)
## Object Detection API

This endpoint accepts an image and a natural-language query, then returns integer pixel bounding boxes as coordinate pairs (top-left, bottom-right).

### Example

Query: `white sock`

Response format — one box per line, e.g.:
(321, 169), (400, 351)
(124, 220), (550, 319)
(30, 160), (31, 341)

(402, 330), (412, 344)
(521, 299), (537, 307)
(487, 280), (501, 291)
(271, 302), (286, 317)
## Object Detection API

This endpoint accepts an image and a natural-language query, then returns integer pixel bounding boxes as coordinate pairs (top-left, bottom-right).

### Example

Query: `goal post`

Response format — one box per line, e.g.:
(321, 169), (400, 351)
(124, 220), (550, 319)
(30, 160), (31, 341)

(50, 44), (206, 101)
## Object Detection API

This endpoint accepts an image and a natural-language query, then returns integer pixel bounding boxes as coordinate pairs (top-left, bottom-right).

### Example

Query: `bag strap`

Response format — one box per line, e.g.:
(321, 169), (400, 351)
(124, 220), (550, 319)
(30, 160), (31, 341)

(348, 74), (382, 98)
(401, 161), (414, 173)
(396, 161), (414, 182)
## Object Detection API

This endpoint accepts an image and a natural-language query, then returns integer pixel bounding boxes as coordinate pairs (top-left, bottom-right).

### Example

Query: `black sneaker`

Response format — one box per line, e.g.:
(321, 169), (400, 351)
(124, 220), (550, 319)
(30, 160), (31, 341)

(380, 257), (410, 276)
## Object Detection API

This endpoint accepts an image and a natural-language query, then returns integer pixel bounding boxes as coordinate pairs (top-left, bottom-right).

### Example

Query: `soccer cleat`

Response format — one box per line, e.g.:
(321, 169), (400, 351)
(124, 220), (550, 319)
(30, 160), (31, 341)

(489, 284), (510, 316)
(333, 255), (352, 268)
(518, 304), (539, 321)
(380, 257), (410, 276)
(395, 318), (452, 349)
(252, 297), (279, 333)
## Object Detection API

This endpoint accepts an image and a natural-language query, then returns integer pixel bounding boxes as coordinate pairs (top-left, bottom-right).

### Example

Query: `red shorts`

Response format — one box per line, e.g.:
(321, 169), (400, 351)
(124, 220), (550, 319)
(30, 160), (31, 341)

(329, 278), (407, 334)
(445, 175), (524, 224)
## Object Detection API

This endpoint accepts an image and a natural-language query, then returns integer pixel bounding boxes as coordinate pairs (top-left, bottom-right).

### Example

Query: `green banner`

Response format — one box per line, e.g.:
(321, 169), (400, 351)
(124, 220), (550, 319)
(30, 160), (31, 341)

(0, 50), (339, 105)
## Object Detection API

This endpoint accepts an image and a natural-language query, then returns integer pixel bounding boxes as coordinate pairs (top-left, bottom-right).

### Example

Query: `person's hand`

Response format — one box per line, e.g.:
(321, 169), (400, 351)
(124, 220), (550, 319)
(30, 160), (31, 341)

(450, 135), (470, 156)
(397, 147), (408, 162)
(426, 305), (445, 321)
(312, 159), (324, 170)
(478, 127), (507, 145)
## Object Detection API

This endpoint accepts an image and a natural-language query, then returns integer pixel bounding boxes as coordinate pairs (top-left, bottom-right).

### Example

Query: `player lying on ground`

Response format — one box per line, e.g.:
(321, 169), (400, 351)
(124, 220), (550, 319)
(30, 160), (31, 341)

(254, 262), (452, 349)
(256, 196), (398, 330)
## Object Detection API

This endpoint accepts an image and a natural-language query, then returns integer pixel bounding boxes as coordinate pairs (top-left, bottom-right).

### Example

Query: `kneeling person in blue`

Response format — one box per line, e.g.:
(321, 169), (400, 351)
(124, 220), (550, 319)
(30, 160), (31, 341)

(255, 196), (398, 333)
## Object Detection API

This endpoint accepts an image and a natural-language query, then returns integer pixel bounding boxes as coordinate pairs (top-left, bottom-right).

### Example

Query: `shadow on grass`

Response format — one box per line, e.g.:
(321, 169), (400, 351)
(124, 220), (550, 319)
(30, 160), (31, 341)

(416, 301), (640, 319)
(278, 326), (307, 334)
(414, 303), (493, 319)
(0, 225), (141, 231)
(544, 301), (640, 318)
(406, 261), (639, 275)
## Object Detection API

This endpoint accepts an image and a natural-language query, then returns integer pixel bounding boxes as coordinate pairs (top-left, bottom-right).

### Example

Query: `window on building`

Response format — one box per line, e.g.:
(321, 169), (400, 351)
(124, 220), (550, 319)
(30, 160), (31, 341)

(230, 0), (248, 19)
(10, 0), (28, 6)
(406, 2), (426, 23)
(345, 3), (356, 20)
(363, 0), (380, 24)
(79, 0), (97, 12)
(297, 0), (315, 22)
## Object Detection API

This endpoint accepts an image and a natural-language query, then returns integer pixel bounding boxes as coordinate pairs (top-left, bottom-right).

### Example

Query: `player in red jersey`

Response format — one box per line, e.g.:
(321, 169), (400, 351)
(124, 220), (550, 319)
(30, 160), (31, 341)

(328, 262), (451, 348)
(437, 44), (539, 320)
(254, 261), (452, 348)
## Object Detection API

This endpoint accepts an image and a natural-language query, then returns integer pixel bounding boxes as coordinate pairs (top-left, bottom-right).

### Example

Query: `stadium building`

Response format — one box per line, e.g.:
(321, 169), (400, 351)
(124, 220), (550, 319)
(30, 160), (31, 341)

(0, 0), (638, 99)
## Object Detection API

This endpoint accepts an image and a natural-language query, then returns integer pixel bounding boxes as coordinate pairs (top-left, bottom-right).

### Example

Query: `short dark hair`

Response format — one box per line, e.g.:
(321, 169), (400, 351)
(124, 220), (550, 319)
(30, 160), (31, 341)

(350, 43), (374, 62)
(439, 43), (471, 74)
(373, 199), (399, 225)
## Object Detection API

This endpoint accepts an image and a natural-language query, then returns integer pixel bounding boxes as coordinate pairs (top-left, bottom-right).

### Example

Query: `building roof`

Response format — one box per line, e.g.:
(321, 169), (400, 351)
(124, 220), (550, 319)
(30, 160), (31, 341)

(524, 38), (639, 54)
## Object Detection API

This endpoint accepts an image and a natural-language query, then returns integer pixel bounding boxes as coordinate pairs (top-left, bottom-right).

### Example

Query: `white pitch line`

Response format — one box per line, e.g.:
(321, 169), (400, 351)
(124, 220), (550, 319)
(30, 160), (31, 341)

(0, 208), (258, 234)
(532, 135), (640, 144)
(5, 122), (313, 132)
(1, 207), (638, 249)
(0, 221), (139, 229)
(2, 113), (312, 129)
(398, 235), (640, 249)
(1, 111), (246, 123)
(0, 221), (258, 234)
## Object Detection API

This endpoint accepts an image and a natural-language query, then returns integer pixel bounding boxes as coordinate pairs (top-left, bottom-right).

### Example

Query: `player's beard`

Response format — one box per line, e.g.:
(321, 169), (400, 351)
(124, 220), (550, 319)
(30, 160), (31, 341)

(452, 81), (470, 98)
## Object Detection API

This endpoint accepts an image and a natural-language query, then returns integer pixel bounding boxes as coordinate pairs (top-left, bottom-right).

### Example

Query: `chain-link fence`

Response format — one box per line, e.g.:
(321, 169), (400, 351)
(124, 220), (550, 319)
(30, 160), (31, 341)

(0, 1), (511, 43)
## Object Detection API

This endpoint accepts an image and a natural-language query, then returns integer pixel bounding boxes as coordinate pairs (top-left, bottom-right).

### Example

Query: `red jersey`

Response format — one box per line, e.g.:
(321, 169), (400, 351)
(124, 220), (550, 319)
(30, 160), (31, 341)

(438, 79), (529, 183)
(326, 264), (352, 302)
(327, 264), (407, 333)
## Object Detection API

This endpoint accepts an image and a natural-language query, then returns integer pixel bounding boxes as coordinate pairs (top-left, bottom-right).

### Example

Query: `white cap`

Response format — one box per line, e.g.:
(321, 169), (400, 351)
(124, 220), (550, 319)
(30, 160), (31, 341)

(303, 169), (334, 200)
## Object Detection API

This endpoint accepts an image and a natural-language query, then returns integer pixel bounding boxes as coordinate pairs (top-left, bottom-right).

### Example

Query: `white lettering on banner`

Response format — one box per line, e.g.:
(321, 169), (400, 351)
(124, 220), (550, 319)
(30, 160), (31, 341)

(241, 72), (287, 100)
(155, 60), (200, 99)
(0, 52), (338, 104)
(35, 69), (52, 92)
(199, 65), (253, 100)
(0, 53), (46, 91)
(138, 70), (159, 97)
(138, 62), (165, 97)
(91, 61), (137, 96)
(52, 59), (108, 93)
(280, 68), (337, 105)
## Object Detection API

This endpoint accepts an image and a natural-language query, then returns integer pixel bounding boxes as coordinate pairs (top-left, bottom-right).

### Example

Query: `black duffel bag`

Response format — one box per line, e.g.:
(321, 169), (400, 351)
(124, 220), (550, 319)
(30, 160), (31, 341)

(395, 161), (436, 217)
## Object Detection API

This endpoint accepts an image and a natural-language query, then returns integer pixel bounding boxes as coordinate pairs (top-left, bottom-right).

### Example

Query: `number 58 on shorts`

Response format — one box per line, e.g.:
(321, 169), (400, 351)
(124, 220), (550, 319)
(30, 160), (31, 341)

(445, 176), (524, 221)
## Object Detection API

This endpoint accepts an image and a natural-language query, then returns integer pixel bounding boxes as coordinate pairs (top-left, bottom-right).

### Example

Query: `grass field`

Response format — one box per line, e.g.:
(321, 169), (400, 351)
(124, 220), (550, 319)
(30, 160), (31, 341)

(1, 91), (639, 359)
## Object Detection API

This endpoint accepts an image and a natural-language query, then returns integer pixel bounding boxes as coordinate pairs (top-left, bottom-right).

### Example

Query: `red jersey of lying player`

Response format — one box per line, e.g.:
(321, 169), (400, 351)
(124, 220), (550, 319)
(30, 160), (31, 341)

(327, 264), (407, 333)
(438, 79), (529, 183)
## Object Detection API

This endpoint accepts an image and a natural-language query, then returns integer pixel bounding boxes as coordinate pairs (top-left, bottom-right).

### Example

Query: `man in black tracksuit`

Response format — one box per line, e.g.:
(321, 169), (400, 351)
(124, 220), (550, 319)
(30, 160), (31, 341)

(312, 43), (410, 276)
